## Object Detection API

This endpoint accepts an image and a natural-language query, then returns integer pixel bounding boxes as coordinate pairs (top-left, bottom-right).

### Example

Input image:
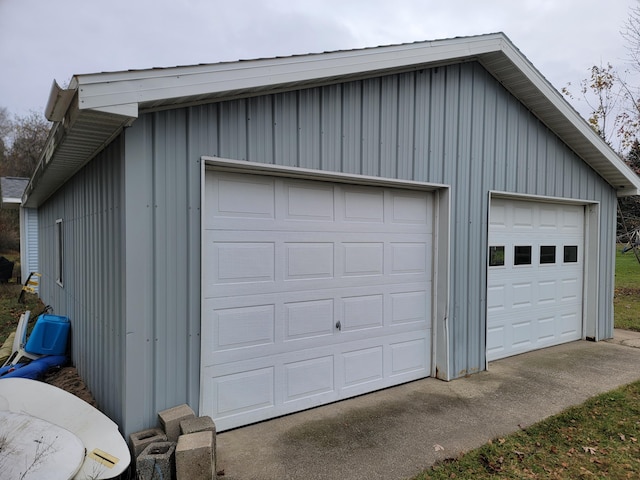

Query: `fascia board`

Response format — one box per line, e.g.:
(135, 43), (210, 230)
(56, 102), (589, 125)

(494, 40), (640, 194)
(75, 34), (506, 111)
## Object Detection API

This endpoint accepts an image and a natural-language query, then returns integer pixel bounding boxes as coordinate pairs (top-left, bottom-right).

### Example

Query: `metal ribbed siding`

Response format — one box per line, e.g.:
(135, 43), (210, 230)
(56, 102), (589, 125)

(20, 207), (39, 285)
(123, 110), (201, 436)
(37, 136), (125, 426)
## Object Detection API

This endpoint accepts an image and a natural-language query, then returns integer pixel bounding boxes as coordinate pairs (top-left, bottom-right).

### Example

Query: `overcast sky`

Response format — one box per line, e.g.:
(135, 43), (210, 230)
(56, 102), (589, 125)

(0, 0), (637, 120)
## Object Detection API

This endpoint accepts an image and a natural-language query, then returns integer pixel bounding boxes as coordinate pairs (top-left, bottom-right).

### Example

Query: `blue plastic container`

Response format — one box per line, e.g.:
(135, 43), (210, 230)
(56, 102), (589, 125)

(25, 314), (70, 355)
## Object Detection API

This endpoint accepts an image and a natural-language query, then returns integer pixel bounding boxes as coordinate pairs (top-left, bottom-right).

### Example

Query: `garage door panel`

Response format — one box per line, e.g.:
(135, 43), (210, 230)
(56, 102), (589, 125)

(202, 171), (434, 430)
(212, 242), (275, 284)
(342, 295), (384, 331)
(213, 304), (275, 351)
(560, 277), (580, 301)
(511, 320), (533, 349)
(284, 182), (335, 221)
(538, 280), (558, 304)
(390, 242), (429, 274)
(205, 174), (275, 224)
(487, 198), (584, 361)
(208, 366), (276, 418)
(285, 243), (334, 279)
(342, 346), (384, 387)
(341, 188), (385, 223)
(390, 335), (430, 377)
(511, 281), (533, 308)
(284, 299), (335, 341)
(284, 356), (335, 402)
(539, 206), (558, 229)
(390, 290), (429, 325)
(390, 192), (432, 226)
(513, 205), (534, 229)
(537, 316), (555, 341)
(342, 242), (384, 276)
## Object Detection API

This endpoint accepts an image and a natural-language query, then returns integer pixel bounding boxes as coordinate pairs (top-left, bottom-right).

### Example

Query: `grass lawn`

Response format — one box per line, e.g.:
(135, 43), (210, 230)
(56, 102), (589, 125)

(414, 246), (640, 479)
(615, 245), (640, 331)
(417, 382), (640, 479)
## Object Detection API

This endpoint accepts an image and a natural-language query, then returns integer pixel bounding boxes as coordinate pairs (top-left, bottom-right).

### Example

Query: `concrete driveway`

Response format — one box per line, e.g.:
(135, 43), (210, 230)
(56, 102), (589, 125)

(215, 330), (640, 480)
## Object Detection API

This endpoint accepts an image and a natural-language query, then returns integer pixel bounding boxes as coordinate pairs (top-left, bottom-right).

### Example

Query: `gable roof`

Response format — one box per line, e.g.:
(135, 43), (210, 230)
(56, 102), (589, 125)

(23, 32), (640, 207)
(1, 176), (29, 209)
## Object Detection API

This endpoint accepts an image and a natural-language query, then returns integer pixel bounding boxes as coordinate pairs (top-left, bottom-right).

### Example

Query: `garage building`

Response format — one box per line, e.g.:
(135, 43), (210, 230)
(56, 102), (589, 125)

(23, 33), (640, 435)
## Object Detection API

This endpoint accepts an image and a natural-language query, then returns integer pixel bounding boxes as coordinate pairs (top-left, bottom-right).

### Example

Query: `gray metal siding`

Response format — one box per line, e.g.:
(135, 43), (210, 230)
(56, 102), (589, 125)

(122, 109), (201, 437)
(37, 136), (125, 427)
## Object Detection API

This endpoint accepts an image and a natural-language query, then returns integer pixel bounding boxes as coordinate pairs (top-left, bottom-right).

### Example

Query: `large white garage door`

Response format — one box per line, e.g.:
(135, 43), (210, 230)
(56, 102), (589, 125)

(201, 171), (434, 431)
(487, 198), (584, 361)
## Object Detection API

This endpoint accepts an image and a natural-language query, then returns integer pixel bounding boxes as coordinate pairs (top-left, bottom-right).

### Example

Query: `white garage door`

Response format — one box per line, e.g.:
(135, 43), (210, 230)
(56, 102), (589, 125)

(487, 198), (584, 361)
(201, 171), (434, 431)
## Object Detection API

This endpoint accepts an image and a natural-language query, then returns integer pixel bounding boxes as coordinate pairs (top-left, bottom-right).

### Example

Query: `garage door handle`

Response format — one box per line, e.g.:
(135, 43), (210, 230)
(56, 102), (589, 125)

(335, 321), (341, 331)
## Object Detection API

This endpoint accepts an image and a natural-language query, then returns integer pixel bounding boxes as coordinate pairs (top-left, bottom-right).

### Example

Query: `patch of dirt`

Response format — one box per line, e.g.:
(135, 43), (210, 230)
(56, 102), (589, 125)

(43, 366), (98, 408)
(614, 287), (640, 297)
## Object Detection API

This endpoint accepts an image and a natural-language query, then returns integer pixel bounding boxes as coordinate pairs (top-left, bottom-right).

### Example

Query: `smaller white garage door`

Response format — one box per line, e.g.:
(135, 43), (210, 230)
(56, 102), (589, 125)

(201, 171), (434, 431)
(487, 198), (584, 361)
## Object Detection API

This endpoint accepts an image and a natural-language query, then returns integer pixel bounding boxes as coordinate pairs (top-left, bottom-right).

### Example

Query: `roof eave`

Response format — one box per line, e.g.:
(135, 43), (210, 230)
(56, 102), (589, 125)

(23, 91), (136, 208)
(0, 198), (22, 209)
(25, 33), (640, 207)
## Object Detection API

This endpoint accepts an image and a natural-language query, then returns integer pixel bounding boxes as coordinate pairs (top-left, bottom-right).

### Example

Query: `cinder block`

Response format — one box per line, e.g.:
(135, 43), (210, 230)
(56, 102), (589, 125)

(158, 404), (195, 442)
(136, 441), (176, 480)
(129, 427), (168, 458)
(180, 416), (216, 435)
(180, 416), (216, 464)
(175, 431), (214, 480)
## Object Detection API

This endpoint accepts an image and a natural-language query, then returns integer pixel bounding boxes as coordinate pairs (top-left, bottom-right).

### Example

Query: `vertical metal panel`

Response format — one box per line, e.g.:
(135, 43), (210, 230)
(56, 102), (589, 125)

(443, 65), (460, 185)
(428, 68), (446, 182)
(298, 89), (321, 169)
(361, 77), (381, 176)
(123, 116), (156, 437)
(413, 70), (431, 181)
(321, 84), (342, 172)
(341, 81), (362, 175)
(219, 99), (247, 160)
(19, 207), (39, 284)
(493, 86), (508, 192)
(121, 111), (201, 436)
(379, 75), (398, 179)
(396, 73), (415, 180)
(37, 136), (125, 427)
(273, 91), (298, 167)
(247, 96), (274, 164)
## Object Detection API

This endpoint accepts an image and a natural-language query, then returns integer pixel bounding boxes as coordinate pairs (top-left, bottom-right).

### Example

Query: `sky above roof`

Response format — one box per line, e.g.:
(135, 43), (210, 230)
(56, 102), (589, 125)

(0, 0), (636, 122)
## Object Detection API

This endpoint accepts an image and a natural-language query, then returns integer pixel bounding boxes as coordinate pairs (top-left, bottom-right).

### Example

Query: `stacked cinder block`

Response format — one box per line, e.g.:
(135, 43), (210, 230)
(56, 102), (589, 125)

(177, 415), (217, 479)
(136, 442), (176, 480)
(158, 404), (196, 442)
(130, 404), (217, 480)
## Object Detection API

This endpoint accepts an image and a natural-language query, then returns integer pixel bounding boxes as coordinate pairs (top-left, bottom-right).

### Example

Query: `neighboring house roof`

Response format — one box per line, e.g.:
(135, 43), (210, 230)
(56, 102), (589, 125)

(1, 176), (29, 209)
(23, 32), (640, 207)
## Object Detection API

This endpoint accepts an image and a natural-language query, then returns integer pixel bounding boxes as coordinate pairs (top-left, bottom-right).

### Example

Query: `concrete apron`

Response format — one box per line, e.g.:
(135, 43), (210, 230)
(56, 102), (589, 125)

(216, 330), (640, 480)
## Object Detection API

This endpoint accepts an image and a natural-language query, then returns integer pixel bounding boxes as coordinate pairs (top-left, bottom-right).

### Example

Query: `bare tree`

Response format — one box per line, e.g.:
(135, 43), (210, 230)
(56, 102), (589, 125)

(562, 63), (624, 148)
(0, 111), (50, 178)
(0, 108), (50, 253)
